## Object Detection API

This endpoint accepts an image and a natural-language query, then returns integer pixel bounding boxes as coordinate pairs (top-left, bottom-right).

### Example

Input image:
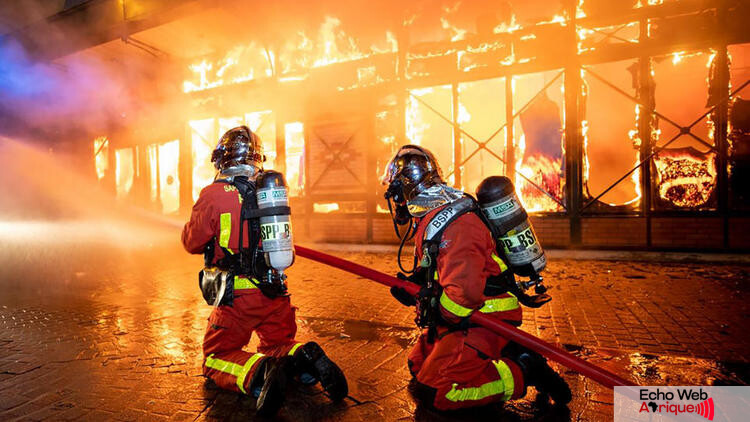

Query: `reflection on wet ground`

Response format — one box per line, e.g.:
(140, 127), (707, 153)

(302, 316), (418, 349)
(0, 220), (749, 421)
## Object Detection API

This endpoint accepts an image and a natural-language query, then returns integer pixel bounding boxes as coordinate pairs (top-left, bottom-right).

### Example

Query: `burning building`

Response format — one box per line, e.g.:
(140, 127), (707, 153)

(3, 0), (750, 250)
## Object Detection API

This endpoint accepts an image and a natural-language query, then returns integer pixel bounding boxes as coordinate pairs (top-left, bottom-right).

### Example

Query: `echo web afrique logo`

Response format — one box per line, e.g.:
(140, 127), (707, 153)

(640, 388), (714, 420)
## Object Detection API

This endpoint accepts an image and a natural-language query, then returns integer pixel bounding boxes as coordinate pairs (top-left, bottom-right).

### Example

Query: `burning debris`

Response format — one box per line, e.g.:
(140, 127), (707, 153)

(517, 91), (564, 212)
(654, 147), (716, 208)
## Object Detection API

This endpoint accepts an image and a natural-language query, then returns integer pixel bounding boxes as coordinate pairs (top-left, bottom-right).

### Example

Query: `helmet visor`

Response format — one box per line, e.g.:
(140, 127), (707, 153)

(380, 145), (442, 186)
(214, 126), (266, 171)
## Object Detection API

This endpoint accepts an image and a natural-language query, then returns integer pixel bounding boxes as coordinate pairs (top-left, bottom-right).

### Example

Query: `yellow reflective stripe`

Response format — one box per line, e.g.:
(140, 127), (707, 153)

(234, 276), (258, 290)
(493, 359), (515, 401)
(491, 253), (508, 273)
(205, 353), (244, 378)
(205, 353), (265, 395)
(479, 295), (519, 313)
(236, 353), (265, 394)
(444, 359), (515, 403)
(439, 291), (474, 317)
(287, 343), (303, 356)
(219, 213), (232, 251)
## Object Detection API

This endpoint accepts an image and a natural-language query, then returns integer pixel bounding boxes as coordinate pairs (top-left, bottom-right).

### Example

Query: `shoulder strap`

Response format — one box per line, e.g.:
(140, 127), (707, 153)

(419, 196), (476, 270)
(210, 176), (261, 275)
(423, 197), (476, 243)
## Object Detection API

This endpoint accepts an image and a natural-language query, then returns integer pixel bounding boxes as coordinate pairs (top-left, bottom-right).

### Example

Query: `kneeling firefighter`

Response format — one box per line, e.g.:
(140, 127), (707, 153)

(182, 126), (347, 416)
(381, 145), (570, 411)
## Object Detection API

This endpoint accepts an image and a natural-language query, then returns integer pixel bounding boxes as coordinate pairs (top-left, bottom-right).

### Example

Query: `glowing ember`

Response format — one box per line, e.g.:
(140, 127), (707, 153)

(654, 148), (716, 208)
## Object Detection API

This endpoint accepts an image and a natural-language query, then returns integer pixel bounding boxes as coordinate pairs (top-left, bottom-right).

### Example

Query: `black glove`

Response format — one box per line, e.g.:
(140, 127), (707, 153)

(390, 286), (417, 307)
(397, 271), (423, 284)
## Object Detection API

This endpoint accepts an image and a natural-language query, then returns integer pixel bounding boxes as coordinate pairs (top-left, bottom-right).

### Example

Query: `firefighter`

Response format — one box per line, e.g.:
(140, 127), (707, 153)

(381, 145), (571, 411)
(182, 126), (347, 416)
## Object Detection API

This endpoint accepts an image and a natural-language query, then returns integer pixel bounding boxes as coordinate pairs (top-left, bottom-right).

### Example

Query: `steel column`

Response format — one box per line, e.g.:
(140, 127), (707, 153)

(714, 45), (730, 248)
(638, 17), (655, 247)
(452, 83), (462, 188)
(505, 76), (514, 178)
(564, 7), (583, 244)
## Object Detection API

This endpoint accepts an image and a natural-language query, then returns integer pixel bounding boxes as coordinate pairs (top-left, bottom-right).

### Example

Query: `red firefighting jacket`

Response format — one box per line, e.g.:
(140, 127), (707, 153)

(182, 181), (253, 267)
(414, 203), (521, 324)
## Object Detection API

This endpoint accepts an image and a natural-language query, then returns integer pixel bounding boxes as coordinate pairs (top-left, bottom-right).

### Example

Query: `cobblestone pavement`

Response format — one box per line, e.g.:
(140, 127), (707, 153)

(1, 220), (749, 421)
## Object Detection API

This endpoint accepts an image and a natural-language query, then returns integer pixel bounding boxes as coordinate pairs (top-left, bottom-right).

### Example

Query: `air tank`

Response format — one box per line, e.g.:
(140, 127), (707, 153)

(256, 170), (294, 275)
(476, 176), (546, 277)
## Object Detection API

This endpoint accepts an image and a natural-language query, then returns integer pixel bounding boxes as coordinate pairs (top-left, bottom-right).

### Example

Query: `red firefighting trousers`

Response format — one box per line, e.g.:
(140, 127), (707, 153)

(407, 299), (525, 410)
(202, 282), (303, 394)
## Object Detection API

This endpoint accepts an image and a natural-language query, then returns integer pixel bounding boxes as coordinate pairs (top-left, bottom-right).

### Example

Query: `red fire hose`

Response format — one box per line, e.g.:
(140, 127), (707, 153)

(295, 245), (634, 390)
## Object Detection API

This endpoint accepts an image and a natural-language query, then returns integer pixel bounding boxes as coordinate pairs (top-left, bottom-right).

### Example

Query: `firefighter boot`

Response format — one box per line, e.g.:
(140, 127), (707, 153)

(294, 342), (348, 402)
(517, 351), (572, 406)
(252, 357), (291, 416)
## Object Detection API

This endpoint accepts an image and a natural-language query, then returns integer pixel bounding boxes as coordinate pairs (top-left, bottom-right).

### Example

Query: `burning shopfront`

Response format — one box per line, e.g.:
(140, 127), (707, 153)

(78, 0), (750, 250)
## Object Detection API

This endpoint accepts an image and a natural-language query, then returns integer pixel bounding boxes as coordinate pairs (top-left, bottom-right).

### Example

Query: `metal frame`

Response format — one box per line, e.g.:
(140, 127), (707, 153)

(407, 74), (567, 210)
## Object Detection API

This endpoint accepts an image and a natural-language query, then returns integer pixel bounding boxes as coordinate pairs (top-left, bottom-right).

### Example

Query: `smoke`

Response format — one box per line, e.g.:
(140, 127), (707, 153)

(0, 2), (187, 145)
(0, 137), (186, 294)
(0, 37), (107, 136)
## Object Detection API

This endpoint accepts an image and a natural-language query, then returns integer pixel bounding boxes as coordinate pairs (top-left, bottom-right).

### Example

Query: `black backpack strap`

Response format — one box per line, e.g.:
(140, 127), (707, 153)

(233, 177), (261, 276)
(207, 176), (262, 277)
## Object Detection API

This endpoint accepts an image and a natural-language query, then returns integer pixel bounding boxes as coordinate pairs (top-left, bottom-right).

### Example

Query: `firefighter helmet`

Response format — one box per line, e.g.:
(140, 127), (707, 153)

(381, 144), (444, 203)
(211, 126), (265, 172)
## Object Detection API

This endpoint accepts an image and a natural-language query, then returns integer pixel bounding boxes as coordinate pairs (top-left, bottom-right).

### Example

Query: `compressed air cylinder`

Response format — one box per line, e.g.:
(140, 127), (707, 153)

(476, 176), (546, 277)
(256, 170), (294, 273)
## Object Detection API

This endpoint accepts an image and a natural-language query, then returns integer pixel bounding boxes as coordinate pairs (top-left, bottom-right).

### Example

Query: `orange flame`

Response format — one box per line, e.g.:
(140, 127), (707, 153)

(184, 16), (396, 93)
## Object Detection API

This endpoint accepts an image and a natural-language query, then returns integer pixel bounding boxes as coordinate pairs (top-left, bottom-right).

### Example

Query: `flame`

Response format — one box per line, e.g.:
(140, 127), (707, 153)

(185, 16), (396, 93)
(635, 0), (664, 6)
(114, 147), (134, 199)
(176, 6), (714, 213)
(514, 134), (564, 212)
(539, 14), (568, 26)
(654, 149), (716, 207)
(283, 16), (396, 73)
(406, 88), (434, 145)
(440, 4), (467, 42)
(457, 102), (471, 125)
(183, 43), (268, 93)
(621, 104), (645, 207)
(670, 50), (704, 66)
(94, 136), (109, 180)
(515, 155), (563, 211)
(284, 122), (305, 197)
(576, 0), (587, 19)
(672, 51), (685, 65)
(494, 15), (521, 34)
(313, 203), (340, 213)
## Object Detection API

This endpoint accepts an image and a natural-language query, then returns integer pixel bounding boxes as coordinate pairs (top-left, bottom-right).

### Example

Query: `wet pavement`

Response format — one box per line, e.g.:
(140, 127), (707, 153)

(1, 220), (749, 421)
